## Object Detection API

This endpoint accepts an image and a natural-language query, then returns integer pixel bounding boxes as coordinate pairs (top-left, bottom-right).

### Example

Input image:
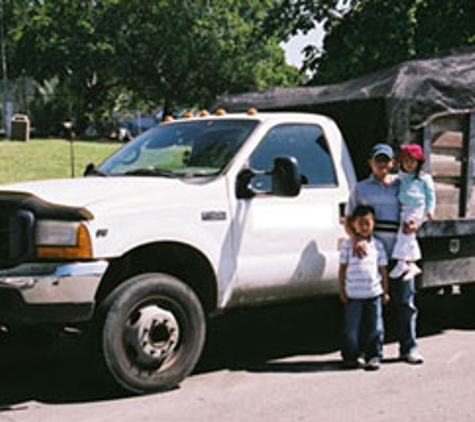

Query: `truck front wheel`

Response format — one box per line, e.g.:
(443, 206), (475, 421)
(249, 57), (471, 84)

(100, 273), (206, 394)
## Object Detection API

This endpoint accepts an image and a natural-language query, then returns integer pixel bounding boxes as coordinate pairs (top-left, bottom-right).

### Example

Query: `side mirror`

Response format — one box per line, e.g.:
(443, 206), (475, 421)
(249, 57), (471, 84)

(236, 156), (301, 199)
(83, 162), (106, 177)
(84, 162), (96, 176)
(271, 157), (301, 197)
(236, 168), (256, 199)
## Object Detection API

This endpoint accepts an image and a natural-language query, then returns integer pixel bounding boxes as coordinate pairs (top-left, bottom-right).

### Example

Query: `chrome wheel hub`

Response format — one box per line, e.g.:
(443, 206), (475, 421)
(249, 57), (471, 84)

(125, 304), (180, 367)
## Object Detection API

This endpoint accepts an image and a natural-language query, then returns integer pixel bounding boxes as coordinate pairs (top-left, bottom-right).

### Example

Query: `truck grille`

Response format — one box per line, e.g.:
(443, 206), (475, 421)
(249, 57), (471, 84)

(0, 209), (35, 269)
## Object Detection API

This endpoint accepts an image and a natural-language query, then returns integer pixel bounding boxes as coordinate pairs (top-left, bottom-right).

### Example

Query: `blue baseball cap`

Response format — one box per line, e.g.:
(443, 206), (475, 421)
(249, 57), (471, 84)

(370, 143), (394, 159)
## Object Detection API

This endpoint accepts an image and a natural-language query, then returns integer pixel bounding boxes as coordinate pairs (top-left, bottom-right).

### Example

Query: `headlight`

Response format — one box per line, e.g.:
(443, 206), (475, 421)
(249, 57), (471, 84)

(36, 221), (80, 246)
(36, 220), (93, 260)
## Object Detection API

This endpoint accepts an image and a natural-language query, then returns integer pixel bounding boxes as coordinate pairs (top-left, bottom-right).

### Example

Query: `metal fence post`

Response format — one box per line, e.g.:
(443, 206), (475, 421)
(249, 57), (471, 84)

(459, 111), (475, 217)
(422, 123), (432, 173)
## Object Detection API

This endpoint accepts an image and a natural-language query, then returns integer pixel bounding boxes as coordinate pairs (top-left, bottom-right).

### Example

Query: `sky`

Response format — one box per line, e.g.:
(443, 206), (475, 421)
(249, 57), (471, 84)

(281, 24), (325, 67)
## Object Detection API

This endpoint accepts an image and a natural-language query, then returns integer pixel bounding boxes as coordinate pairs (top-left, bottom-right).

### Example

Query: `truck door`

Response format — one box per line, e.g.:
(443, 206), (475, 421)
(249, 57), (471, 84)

(229, 123), (347, 306)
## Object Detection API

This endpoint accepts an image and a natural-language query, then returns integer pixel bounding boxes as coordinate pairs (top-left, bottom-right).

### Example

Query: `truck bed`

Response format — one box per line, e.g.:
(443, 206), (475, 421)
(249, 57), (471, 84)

(430, 130), (475, 219)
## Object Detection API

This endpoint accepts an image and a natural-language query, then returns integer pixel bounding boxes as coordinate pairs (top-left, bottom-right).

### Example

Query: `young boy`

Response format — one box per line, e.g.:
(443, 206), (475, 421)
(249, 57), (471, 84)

(339, 204), (390, 370)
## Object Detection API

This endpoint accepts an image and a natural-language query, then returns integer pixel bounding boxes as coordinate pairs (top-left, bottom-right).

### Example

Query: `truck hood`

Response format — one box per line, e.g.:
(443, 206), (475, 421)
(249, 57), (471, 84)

(0, 176), (194, 211)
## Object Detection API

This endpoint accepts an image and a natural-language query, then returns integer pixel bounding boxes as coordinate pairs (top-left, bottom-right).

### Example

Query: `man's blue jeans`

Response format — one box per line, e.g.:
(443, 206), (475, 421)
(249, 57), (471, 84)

(342, 296), (384, 362)
(391, 276), (418, 356)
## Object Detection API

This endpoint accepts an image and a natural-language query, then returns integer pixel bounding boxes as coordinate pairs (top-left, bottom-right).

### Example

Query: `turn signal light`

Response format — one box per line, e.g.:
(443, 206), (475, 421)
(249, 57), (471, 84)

(36, 223), (93, 260)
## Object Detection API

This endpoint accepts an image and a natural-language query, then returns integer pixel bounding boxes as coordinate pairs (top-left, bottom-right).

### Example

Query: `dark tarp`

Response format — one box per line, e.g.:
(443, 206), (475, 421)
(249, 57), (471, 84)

(214, 48), (475, 177)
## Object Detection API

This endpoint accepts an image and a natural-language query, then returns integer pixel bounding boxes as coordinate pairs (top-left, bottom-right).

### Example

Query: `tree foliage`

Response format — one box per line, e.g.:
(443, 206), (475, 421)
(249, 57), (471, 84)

(273, 0), (475, 84)
(7, 0), (123, 132)
(414, 0), (475, 57)
(2, 0), (300, 134)
(114, 0), (300, 115)
(264, 0), (348, 40)
(314, 0), (419, 83)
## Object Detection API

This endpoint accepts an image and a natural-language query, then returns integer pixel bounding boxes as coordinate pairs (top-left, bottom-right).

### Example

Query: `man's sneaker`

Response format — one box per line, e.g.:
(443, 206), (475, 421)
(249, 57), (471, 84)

(402, 351), (424, 364)
(389, 261), (409, 279)
(365, 357), (381, 371)
(343, 357), (365, 369)
(342, 360), (358, 369)
(402, 263), (422, 281)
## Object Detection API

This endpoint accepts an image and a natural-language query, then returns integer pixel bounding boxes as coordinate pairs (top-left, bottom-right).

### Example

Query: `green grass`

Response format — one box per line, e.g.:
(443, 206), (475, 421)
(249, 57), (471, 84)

(0, 139), (122, 185)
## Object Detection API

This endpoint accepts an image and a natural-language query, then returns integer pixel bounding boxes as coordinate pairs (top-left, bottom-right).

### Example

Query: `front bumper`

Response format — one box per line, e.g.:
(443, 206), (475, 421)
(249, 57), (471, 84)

(0, 261), (108, 326)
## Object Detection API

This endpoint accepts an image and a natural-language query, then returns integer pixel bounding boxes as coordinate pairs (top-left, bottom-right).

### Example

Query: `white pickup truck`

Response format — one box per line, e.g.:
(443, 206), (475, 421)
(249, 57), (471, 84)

(3, 110), (475, 393)
(0, 112), (357, 393)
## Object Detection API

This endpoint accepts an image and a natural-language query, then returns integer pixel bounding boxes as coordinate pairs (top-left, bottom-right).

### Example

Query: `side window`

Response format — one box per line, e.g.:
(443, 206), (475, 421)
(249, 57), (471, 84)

(248, 124), (337, 190)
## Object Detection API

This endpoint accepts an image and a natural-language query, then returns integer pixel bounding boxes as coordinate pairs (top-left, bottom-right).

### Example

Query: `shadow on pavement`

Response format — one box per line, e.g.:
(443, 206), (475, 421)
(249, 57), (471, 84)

(0, 292), (474, 406)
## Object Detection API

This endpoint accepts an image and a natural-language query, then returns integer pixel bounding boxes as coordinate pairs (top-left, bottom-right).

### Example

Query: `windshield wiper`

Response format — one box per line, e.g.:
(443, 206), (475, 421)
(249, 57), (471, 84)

(124, 168), (178, 177)
(179, 170), (219, 178)
(84, 163), (108, 177)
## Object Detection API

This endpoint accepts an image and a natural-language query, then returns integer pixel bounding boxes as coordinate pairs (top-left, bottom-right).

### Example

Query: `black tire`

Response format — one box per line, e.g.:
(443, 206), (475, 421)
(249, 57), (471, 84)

(100, 273), (206, 394)
(460, 283), (475, 307)
(461, 283), (475, 297)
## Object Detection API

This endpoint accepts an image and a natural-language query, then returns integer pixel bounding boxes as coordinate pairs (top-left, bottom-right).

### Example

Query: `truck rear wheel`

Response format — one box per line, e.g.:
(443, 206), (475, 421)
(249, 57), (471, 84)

(100, 273), (206, 394)
(461, 282), (475, 299)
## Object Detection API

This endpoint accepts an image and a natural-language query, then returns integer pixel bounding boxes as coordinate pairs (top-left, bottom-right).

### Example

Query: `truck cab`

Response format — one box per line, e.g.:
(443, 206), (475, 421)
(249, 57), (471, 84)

(0, 111), (355, 393)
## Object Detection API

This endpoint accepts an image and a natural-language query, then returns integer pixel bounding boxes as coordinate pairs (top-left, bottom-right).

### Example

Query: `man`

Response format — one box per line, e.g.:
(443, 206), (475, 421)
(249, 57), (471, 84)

(344, 143), (424, 364)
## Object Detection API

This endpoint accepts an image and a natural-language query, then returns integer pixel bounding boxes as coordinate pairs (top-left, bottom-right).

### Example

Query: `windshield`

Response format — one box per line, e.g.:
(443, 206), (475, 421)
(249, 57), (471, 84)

(98, 119), (258, 177)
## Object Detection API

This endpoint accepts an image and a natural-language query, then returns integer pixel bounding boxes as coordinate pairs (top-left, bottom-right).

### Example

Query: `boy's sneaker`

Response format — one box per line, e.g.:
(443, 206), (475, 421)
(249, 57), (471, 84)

(356, 356), (366, 368)
(402, 263), (422, 281)
(402, 351), (424, 364)
(365, 357), (380, 371)
(389, 261), (409, 279)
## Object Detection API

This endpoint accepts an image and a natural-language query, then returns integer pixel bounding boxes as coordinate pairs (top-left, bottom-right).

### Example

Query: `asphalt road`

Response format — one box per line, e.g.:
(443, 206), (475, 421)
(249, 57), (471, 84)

(0, 291), (475, 422)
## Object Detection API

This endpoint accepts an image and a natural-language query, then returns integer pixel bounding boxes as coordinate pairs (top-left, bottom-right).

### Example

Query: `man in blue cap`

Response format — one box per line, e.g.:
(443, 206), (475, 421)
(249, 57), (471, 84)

(345, 143), (424, 366)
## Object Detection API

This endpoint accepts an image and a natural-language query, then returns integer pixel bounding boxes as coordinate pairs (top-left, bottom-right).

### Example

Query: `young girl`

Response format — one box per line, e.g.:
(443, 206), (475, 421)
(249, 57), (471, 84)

(389, 144), (436, 280)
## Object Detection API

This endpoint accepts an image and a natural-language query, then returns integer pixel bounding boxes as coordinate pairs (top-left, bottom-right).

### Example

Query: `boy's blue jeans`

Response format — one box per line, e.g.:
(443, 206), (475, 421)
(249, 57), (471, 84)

(342, 296), (384, 362)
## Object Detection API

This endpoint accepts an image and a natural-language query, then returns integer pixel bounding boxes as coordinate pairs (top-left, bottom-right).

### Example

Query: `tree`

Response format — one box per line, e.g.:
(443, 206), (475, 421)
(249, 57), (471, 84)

(313, 0), (419, 83)
(9, 0), (124, 132)
(274, 0), (475, 84)
(4, 0), (299, 133)
(115, 0), (300, 115)
(414, 0), (475, 57)
(264, 0), (347, 40)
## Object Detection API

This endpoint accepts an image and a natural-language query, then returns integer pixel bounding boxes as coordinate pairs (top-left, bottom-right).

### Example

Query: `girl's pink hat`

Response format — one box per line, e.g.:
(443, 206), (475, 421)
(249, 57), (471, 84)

(400, 144), (425, 162)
